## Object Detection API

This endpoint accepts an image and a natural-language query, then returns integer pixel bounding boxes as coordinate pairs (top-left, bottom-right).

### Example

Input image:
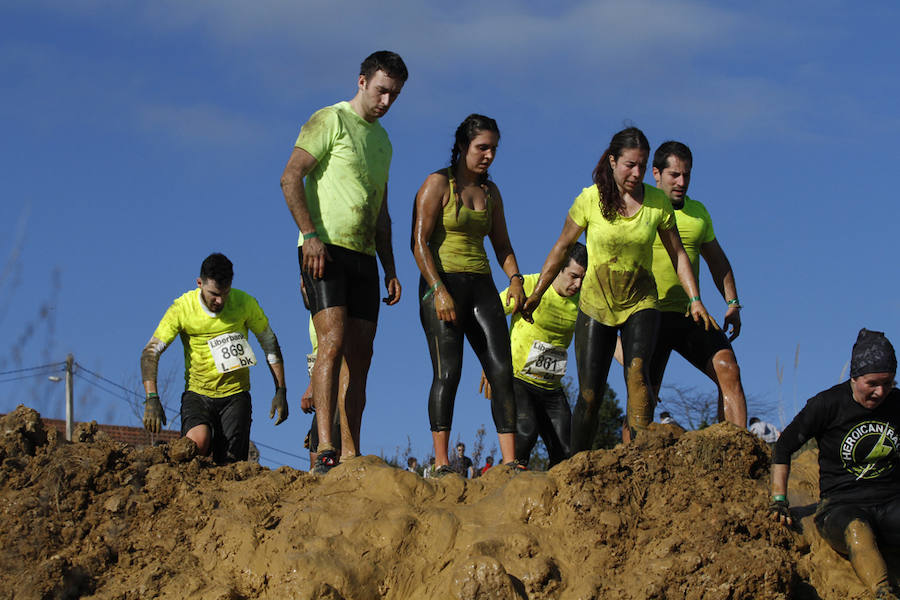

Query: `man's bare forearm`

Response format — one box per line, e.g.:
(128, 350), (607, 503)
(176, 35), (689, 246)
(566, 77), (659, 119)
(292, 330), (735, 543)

(375, 204), (397, 278)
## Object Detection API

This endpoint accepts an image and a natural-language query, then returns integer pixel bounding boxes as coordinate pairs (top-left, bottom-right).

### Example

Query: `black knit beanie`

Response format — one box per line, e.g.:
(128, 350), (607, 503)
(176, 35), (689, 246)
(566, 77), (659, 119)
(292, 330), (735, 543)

(850, 328), (897, 378)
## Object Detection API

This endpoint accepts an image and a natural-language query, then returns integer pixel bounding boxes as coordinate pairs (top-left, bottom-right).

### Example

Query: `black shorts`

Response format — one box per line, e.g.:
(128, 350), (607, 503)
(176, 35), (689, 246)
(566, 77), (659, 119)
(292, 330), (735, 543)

(299, 244), (380, 323)
(181, 390), (252, 464)
(814, 496), (900, 554)
(650, 311), (733, 387)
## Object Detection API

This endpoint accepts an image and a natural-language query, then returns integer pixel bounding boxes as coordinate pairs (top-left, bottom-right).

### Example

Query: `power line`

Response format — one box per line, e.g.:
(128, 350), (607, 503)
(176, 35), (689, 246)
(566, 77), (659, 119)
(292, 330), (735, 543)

(0, 362), (65, 377)
(0, 370), (60, 384)
(76, 363), (176, 412)
(75, 363), (142, 398)
(253, 440), (309, 463)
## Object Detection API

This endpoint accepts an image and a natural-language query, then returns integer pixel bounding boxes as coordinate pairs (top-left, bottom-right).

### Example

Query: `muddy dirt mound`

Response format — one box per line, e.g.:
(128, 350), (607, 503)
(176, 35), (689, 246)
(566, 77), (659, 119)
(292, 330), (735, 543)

(0, 405), (871, 599)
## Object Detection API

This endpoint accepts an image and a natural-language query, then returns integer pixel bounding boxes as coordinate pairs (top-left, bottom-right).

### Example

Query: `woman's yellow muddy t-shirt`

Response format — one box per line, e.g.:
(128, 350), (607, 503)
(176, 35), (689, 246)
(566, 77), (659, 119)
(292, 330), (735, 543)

(568, 183), (675, 325)
(428, 172), (493, 274)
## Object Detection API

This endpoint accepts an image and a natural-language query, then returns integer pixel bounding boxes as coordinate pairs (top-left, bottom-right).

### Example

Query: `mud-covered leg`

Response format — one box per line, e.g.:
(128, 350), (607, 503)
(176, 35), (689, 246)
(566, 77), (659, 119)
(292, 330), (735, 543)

(845, 519), (894, 597)
(620, 309), (660, 441)
(571, 311), (616, 452)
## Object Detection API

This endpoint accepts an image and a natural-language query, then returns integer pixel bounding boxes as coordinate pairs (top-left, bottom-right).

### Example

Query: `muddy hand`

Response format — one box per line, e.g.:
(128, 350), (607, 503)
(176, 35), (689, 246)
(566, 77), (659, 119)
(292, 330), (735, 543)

(768, 498), (792, 527)
(270, 386), (288, 425)
(143, 395), (167, 433)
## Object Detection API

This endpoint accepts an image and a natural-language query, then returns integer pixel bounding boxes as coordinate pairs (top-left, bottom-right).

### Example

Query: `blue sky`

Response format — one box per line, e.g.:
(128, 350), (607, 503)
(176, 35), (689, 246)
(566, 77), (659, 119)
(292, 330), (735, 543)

(2, 1), (898, 469)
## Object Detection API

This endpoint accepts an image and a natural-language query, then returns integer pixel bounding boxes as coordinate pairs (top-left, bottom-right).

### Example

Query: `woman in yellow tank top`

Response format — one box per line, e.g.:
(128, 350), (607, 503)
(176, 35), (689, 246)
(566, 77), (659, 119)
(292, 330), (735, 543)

(412, 114), (529, 475)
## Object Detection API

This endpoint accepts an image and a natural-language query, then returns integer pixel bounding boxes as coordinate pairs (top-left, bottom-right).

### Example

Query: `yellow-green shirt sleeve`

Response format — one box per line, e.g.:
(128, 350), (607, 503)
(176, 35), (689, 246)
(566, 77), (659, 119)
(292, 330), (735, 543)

(295, 107), (339, 162)
(152, 300), (183, 346)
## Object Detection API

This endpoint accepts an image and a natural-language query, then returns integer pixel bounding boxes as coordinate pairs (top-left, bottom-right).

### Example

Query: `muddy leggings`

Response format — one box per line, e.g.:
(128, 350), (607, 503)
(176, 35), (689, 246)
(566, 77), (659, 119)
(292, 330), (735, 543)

(419, 273), (517, 434)
(571, 309), (660, 452)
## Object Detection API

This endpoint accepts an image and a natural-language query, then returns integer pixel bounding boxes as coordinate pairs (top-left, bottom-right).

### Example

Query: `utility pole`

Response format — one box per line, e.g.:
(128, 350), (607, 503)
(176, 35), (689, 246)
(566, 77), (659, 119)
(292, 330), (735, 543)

(65, 354), (74, 441)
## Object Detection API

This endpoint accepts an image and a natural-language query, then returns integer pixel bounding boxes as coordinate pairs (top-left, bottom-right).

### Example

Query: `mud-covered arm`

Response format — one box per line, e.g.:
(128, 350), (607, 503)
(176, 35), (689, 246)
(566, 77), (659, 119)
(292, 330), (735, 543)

(254, 325), (286, 389)
(141, 336), (168, 395)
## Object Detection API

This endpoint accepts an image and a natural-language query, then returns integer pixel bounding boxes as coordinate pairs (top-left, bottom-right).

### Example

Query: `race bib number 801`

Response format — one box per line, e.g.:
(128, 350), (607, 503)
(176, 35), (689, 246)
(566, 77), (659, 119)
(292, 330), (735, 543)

(207, 332), (257, 373)
(521, 341), (567, 381)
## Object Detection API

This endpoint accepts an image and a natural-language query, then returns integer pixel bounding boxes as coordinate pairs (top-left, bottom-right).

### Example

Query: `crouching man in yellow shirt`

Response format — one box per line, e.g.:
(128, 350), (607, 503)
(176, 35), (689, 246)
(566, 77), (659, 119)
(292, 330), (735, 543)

(140, 253), (288, 463)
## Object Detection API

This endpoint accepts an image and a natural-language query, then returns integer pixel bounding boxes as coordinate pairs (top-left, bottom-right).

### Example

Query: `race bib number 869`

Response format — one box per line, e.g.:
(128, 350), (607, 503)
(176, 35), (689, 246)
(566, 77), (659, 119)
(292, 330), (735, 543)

(207, 332), (257, 373)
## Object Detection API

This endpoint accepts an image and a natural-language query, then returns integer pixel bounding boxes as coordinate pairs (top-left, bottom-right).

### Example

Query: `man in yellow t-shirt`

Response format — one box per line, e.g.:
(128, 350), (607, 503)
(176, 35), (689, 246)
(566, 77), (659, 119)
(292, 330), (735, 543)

(645, 141), (747, 427)
(280, 51), (408, 474)
(482, 243), (587, 467)
(140, 253), (288, 464)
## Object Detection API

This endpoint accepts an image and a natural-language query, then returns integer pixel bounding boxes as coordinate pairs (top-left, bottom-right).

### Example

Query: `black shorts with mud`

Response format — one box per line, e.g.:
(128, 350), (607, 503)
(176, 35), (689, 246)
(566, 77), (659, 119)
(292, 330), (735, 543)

(513, 377), (571, 467)
(180, 389), (251, 464)
(814, 496), (900, 554)
(299, 244), (380, 323)
(650, 311), (732, 388)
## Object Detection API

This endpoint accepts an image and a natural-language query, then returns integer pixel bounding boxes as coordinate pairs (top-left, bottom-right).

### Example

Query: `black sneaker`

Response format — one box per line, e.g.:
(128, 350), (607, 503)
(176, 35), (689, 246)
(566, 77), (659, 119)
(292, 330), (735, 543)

(313, 450), (338, 475)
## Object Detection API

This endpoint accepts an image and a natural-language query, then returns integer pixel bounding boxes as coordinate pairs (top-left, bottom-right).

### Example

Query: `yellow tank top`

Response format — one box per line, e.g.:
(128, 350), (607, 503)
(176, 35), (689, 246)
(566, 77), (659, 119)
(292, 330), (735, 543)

(428, 169), (493, 274)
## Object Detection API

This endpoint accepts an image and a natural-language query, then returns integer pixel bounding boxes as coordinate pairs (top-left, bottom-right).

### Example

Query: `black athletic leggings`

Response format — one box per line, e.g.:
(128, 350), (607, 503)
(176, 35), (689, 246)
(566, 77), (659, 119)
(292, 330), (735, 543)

(419, 273), (517, 434)
(514, 378), (571, 466)
(571, 309), (660, 451)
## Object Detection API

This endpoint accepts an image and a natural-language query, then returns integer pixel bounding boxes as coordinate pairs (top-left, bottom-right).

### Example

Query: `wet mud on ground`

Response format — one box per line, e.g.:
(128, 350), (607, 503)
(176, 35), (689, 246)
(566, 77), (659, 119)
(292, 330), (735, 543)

(0, 405), (891, 599)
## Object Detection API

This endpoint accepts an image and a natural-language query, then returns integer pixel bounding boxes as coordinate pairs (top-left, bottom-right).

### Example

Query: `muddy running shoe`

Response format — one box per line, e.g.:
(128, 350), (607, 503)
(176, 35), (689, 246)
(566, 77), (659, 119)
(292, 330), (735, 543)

(313, 450), (338, 475)
(433, 465), (457, 478)
(503, 459), (528, 473)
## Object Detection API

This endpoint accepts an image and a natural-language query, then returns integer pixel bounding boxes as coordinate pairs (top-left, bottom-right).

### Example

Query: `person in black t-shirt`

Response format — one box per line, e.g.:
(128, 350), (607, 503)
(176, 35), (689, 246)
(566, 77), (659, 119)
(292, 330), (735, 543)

(769, 329), (899, 599)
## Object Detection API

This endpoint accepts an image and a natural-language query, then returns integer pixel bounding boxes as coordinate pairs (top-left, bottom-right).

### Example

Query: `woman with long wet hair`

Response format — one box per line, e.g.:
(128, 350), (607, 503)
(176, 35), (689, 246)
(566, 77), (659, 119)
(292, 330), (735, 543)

(521, 126), (716, 449)
(412, 114), (527, 475)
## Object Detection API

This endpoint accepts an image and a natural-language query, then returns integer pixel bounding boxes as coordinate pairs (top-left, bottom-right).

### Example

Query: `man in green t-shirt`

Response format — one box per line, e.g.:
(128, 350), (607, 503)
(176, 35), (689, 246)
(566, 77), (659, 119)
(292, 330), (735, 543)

(481, 243), (588, 467)
(642, 141), (747, 427)
(140, 253), (288, 464)
(280, 51), (408, 474)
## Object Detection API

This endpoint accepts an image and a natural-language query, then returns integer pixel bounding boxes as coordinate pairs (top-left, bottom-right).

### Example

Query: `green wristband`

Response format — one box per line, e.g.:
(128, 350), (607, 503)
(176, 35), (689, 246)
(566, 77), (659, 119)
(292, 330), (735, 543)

(727, 298), (742, 308)
(146, 392), (159, 400)
(303, 231), (319, 240)
(422, 281), (442, 302)
(772, 494), (787, 502)
(689, 296), (701, 303)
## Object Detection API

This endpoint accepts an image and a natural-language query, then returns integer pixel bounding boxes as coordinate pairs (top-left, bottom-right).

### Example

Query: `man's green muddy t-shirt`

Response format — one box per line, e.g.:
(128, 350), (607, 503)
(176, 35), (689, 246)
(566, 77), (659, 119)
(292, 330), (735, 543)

(651, 195), (716, 314)
(295, 101), (392, 256)
(500, 274), (579, 390)
(152, 288), (270, 398)
(568, 183), (675, 326)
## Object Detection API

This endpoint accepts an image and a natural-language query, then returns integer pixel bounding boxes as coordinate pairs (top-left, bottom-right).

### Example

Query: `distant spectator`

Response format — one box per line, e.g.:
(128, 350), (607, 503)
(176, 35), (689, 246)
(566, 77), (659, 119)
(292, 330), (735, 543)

(407, 456), (420, 474)
(450, 443), (475, 478)
(749, 417), (780, 445)
(422, 456), (436, 478)
(659, 411), (684, 429)
(480, 455), (494, 476)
